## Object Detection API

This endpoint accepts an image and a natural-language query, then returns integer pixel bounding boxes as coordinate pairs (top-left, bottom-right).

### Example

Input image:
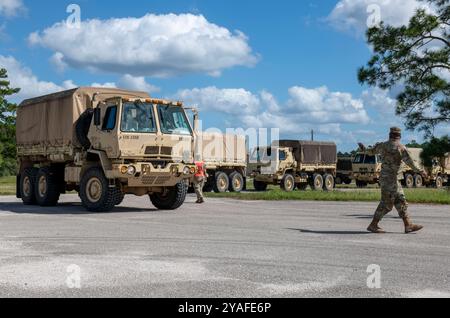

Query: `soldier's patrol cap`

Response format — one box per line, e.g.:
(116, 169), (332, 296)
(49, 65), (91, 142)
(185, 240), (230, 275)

(390, 127), (402, 134)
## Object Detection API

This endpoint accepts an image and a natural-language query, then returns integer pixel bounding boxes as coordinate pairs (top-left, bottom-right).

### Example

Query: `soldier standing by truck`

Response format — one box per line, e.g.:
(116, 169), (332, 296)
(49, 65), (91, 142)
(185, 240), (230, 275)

(358, 127), (428, 234)
(194, 160), (206, 204)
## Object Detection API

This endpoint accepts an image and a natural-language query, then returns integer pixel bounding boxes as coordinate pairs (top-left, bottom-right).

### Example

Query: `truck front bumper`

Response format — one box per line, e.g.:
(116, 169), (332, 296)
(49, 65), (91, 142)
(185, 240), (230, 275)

(353, 173), (379, 183)
(109, 162), (196, 187)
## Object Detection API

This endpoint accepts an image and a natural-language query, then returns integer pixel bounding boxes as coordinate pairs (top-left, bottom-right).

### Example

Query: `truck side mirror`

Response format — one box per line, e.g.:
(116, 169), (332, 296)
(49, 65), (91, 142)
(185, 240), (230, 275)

(94, 108), (101, 126)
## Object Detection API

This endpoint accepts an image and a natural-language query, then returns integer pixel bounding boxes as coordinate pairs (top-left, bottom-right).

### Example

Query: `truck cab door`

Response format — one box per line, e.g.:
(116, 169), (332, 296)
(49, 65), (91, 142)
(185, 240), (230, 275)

(88, 102), (120, 158)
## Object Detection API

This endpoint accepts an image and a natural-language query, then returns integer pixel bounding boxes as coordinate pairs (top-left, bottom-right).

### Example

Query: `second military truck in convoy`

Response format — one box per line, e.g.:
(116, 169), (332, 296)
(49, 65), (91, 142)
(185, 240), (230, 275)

(250, 140), (337, 192)
(16, 87), (196, 212)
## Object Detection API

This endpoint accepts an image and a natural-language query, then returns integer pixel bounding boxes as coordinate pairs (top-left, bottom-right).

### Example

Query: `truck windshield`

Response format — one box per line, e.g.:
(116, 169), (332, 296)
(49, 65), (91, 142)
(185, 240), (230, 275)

(157, 105), (192, 135)
(121, 102), (156, 133)
(353, 154), (364, 164)
(364, 155), (377, 164)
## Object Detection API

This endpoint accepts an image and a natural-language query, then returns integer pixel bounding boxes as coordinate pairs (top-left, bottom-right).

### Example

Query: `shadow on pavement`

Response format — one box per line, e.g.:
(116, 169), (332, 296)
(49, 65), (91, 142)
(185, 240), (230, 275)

(287, 228), (371, 235)
(0, 202), (158, 215)
(345, 214), (398, 219)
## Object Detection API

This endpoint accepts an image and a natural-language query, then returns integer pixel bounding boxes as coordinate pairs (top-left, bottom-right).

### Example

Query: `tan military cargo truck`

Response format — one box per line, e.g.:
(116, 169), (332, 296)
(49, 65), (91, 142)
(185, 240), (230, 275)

(402, 148), (450, 188)
(199, 132), (247, 193)
(16, 87), (196, 212)
(353, 147), (449, 188)
(250, 140), (337, 192)
(352, 152), (382, 188)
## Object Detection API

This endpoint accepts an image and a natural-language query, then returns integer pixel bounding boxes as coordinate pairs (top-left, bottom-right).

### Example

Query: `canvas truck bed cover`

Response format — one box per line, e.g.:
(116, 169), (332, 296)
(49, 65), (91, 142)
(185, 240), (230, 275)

(276, 140), (337, 165)
(200, 132), (247, 165)
(16, 87), (150, 147)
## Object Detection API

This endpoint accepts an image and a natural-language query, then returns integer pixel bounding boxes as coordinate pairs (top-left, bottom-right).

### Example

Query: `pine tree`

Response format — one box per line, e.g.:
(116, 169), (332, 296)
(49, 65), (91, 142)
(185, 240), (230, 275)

(0, 68), (20, 176)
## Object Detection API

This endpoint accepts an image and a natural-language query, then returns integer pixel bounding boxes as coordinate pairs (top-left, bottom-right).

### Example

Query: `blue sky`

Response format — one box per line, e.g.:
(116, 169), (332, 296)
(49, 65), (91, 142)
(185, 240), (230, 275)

(1, 0), (444, 151)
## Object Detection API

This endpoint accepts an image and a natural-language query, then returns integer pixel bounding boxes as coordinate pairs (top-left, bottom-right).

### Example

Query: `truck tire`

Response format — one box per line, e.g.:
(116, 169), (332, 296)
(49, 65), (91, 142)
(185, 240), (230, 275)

(35, 167), (61, 206)
(356, 180), (368, 188)
(213, 172), (229, 193)
(281, 174), (295, 192)
(323, 174), (334, 192)
(229, 172), (244, 192)
(404, 174), (414, 188)
(435, 176), (444, 189)
(335, 176), (343, 185)
(149, 182), (187, 210)
(253, 179), (268, 192)
(75, 108), (94, 149)
(414, 175), (423, 188)
(80, 167), (118, 212)
(113, 188), (125, 205)
(20, 168), (38, 205)
(311, 174), (323, 191)
(344, 178), (352, 185)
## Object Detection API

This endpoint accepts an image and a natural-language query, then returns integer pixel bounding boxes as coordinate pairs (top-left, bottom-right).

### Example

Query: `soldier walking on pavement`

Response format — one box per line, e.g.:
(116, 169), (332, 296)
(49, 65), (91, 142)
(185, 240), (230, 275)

(194, 160), (207, 204)
(358, 127), (427, 234)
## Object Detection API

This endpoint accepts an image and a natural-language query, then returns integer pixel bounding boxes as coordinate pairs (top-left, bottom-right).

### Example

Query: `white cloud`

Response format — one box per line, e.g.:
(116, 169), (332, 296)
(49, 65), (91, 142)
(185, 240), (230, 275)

(29, 13), (259, 77)
(361, 87), (397, 115)
(328, 0), (433, 35)
(175, 86), (261, 115)
(90, 82), (117, 89)
(0, 0), (24, 17)
(175, 85), (370, 139)
(0, 55), (76, 101)
(118, 74), (160, 93)
(286, 86), (370, 124)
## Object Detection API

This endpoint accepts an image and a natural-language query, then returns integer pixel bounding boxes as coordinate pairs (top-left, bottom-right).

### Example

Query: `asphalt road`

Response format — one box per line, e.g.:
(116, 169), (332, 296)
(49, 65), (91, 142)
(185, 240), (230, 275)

(0, 194), (449, 298)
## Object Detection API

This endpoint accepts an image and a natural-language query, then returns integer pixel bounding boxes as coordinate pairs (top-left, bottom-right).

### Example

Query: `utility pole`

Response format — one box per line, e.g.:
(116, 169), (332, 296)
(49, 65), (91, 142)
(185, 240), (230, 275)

(311, 129), (314, 141)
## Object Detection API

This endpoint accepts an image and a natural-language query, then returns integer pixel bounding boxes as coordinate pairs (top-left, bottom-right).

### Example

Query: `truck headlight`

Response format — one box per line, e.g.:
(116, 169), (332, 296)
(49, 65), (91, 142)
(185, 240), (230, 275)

(183, 166), (190, 175)
(171, 166), (179, 175)
(127, 165), (136, 175)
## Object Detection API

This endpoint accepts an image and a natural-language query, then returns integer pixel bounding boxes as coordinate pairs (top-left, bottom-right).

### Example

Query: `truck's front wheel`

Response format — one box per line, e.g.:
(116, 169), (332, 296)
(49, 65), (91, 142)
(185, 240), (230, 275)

(80, 167), (118, 212)
(281, 174), (295, 192)
(149, 182), (187, 210)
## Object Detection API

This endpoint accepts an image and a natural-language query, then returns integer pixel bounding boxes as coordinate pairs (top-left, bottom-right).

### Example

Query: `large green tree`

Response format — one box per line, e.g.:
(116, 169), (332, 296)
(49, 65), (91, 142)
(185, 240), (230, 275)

(358, 0), (450, 136)
(0, 68), (20, 176)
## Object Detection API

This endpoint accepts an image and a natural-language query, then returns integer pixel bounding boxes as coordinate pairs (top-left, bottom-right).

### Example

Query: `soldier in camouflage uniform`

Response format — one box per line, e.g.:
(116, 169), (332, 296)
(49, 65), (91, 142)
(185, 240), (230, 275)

(358, 127), (427, 234)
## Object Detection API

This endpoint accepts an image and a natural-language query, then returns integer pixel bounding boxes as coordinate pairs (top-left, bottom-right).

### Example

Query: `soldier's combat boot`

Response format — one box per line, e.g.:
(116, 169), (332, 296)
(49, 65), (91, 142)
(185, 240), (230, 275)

(367, 218), (386, 234)
(403, 217), (423, 234)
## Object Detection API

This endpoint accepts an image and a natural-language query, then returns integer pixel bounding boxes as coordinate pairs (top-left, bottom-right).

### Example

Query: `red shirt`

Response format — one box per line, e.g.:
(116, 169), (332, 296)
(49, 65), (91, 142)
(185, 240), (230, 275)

(195, 162), (205, 177)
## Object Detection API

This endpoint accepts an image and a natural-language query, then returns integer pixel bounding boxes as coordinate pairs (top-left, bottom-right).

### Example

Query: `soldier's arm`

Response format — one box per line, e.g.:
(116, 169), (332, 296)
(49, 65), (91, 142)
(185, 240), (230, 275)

(363, 143), (383, 156)
(400, 146), (423, 174)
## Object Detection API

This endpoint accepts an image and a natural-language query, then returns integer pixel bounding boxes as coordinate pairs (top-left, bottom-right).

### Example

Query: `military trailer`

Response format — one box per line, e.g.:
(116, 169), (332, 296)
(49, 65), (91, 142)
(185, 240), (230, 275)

(16, 87), (196, 212)
(199, 132), (247, 193)
(250, 140), (337, 192)
(335, 157), (353, 185)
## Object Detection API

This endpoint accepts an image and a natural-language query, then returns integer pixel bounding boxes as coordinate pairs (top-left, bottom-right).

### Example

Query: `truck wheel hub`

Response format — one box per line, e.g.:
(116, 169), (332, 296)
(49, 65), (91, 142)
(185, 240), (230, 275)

(86, 178), (102, 202)
(23, 177), (31, 197)
(38, 176), (47, 197)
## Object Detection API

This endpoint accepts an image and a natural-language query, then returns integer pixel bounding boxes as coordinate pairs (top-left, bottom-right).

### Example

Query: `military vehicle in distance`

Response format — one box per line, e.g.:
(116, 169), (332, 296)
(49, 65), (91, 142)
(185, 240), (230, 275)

(16, 87), (196, 212)
(352, 147), (450, 188)
(335, 157), (353, 185)
(199, 132), (247, 193)
(351, 152), (382, 188)
(250, 140), (337, 192)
